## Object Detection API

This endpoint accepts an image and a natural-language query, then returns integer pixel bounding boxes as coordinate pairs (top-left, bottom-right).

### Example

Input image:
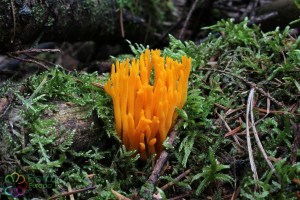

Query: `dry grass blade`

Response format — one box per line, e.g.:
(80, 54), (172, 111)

(249, 90), (277, 176)
(246, 88), (259, 182)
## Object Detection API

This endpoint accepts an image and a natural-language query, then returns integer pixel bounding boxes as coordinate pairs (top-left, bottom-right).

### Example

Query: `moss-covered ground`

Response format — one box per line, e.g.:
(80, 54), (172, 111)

(1, 19), (300, 199)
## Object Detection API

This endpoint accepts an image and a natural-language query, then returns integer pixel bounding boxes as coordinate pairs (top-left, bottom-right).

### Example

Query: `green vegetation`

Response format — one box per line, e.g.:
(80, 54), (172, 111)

(1, 18), (300, 199)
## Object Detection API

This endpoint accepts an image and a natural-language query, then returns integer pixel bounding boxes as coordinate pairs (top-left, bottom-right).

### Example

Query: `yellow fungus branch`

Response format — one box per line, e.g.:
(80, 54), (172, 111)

(104, 49), (191, 159)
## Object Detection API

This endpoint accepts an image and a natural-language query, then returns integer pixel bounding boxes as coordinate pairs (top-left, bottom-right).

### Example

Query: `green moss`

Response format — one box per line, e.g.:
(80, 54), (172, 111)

(2, 18), (300, 199)
(160, 19), (300, 198)
(31, 6), (48, 24)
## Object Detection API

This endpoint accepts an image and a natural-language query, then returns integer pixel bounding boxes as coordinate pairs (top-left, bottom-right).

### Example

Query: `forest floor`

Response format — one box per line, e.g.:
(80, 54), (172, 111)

(1, 0), (300, 199)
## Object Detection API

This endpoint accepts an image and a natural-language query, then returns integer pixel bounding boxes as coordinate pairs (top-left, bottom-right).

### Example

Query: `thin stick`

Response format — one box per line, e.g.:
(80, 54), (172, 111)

(91, 82), (104, 90)
(111, 189), (131, 200)
(48, 186), (96, 200)
(224, 125), (242, 138)
(10, 0), (16, 43)
(160, 169), (191, 191)
(179, 0), (199, 39)
(120, 8), (125, 38)
(11, 49), (61, 55)
(142, 121), (180, 198)
(7, 53), (50, 70)
(216, 112), (244, 148)
(230, 186), (241, 200)
(148, 125), (178, 184)
(67, 183), (75, 200)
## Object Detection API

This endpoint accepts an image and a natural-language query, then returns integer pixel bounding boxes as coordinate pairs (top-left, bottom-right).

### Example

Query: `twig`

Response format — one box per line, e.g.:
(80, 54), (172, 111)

(148, 123), (179, 184)
(111, 189), (131, 200)
(7, 53), (50, 70)
(67, 183), (75, 200)
(48, 186), (96, 200)
(11, 48), (61, 55)
(249, 12), (278, 25)
(6, 48), (61, 70)
(214, 103), (229, 110)
(179, 0), (199, 40)
(254, 107), (291, 115)
(224, 125), (242, 138)
(246, 88), (259, 184)
(91, 82), (104, 90)
(120, 8), (125, 38)
(10, 0), (16, 43)
(216, 112), (244, 148)
(141, 120), (180, 198)
(160, 169), (191, 191)
(199, 68), (286, 109)
(230, 186), (240, 200)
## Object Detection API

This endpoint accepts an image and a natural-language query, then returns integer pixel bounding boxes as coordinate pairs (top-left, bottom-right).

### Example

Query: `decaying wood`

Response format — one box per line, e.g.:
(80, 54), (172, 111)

(148, 125), (178, 185)
(0, 0), (216, 53)
(0, 0), (146, 52)
(4, 100), (103, 152)
(0, 0), (115, 51)
(42, 101), (103, 151)
(141, 120), (180, 199)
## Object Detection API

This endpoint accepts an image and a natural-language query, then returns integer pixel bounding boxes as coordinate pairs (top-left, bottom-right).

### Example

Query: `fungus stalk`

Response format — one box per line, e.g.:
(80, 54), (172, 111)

(104, 49), (191, 159)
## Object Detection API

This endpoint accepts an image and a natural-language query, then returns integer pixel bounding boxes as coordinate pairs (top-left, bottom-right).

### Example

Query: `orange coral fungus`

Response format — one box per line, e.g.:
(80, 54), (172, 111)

(104, 49), (191, 159)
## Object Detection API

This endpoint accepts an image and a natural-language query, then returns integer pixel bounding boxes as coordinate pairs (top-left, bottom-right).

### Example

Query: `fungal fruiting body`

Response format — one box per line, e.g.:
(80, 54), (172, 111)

(104, 49), (191, 159)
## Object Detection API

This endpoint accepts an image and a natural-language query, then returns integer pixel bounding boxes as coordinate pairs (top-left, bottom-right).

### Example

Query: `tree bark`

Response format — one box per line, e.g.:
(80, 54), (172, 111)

(0, 0), (146, 52)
